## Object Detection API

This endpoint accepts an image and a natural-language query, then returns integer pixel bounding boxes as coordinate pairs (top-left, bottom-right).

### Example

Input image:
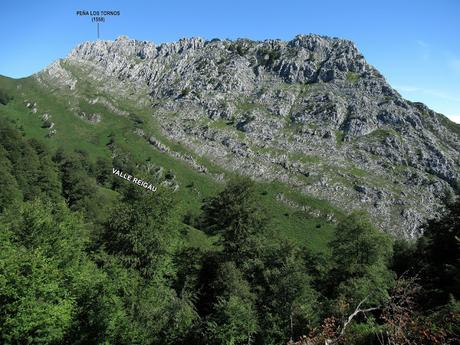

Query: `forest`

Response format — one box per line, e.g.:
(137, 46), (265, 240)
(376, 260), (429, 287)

(0, 117), (458, 344)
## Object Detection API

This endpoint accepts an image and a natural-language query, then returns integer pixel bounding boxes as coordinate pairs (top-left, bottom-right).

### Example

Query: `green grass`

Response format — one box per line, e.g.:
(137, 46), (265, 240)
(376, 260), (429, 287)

(235, 97), (269, 115)
(251, 145), (285, 156)
(289, 152), (322, 164)
(366, 128), (401, 141)
(253, 181), (341, 252)
(349, 165), (368, 178)
(439, 114), (460, 137)
(0, 76), (219, 211)
(182, 224), (219, 250)
(209, 119), (233, 130)
(0, 74), (339, 253)
(269, 211), (334, 253)
(346, 72), (360, 83)
(236, 100), (258, 113)
(335, 130), (345, 145)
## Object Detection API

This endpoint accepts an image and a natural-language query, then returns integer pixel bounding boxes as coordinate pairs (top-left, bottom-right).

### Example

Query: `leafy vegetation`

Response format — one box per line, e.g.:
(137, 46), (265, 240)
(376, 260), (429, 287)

(0, 88), (12, 105)
(257, 47), (282, 67)
(439, 114), (460, 137)
(346, 72), (360, 83)
(335, 130), (345, 145)
(366, 128), (401, 141)
(289, 153), (322, 164)
(0, 75), (458, 344)
(228, 39), (252, 56)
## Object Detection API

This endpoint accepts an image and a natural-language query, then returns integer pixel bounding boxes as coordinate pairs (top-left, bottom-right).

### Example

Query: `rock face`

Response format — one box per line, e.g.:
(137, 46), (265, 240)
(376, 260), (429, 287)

(37, 35), (460, 238)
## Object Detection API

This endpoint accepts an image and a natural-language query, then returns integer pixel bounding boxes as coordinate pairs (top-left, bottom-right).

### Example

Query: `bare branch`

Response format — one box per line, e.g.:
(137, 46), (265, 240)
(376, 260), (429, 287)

(340, 297), (378, 334)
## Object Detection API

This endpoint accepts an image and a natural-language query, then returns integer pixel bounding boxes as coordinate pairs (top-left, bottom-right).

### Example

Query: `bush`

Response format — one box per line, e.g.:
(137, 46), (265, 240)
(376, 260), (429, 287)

(257, 48), (281, 66)
(0, 89), (12, 105)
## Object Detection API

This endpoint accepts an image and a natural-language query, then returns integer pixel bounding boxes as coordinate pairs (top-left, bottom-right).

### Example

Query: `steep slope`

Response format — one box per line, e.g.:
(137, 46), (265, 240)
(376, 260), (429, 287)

(32, 35), (460, 237)
(0, 74), (337, 252)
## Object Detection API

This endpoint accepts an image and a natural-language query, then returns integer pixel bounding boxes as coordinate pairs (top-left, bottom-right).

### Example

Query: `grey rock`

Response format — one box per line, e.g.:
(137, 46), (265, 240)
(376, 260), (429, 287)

(36, 34), (460, 238)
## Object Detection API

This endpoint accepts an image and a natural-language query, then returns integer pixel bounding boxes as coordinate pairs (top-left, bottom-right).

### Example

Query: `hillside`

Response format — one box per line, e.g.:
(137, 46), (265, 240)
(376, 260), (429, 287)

(0, 73), (335, 253)
(27, 34), (460, 237)
(0, 34), (459, 345)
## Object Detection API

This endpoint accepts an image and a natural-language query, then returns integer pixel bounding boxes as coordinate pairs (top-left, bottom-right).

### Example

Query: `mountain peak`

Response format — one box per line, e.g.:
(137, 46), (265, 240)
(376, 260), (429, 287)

(115, 35), (131, 41)
(37, 34), (460, 237)
(67, 34), (377, 83)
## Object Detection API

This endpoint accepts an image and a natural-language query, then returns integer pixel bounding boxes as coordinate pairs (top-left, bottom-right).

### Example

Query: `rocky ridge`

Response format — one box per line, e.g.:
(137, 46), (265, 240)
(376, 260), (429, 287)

(36, 35), (460, 237)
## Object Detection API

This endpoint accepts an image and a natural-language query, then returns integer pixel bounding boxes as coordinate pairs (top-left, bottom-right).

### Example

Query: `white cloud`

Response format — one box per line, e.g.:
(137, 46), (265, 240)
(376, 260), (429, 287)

(394, 86), (460, 119)
(423, 89), (460, 103)
(446, 115), (460, 124)
(394, 85), (460, 103)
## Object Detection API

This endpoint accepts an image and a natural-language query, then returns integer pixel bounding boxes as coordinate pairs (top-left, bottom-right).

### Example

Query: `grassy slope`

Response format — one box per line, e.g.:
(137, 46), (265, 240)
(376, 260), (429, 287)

(0, 74), (336, 253)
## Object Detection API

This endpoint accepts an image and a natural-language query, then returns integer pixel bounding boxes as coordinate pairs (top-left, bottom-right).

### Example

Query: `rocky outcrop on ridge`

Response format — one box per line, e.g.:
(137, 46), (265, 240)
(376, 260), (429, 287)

(37, 35), (460, 237)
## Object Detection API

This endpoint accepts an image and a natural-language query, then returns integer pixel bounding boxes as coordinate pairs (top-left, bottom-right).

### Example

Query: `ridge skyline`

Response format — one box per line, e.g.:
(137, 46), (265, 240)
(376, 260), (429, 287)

(49, 34), (460, 123)
(2, 0), (459, 123)
(32, 31), (459, 237)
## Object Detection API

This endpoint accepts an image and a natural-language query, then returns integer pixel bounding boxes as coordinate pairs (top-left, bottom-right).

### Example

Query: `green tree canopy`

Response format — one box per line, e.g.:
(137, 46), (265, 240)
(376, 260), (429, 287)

(104, 187), (180, 279)
(200, 177), (268, 265)
(328, 212), (394, 310)
(416, 199), (460, 306)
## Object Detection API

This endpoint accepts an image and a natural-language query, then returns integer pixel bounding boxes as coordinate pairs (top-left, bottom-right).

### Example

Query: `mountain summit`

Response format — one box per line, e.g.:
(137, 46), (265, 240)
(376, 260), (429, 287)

(37, 35), (460, 237)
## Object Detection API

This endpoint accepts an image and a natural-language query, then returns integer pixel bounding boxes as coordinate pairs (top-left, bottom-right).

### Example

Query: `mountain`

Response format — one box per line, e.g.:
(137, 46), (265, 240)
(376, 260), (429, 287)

(6, 35), (460, 237)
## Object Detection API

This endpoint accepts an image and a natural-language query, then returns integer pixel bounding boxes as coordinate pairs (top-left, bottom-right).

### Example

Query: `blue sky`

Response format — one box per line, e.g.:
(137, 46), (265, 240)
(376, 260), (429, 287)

(1, 0), (459, 123)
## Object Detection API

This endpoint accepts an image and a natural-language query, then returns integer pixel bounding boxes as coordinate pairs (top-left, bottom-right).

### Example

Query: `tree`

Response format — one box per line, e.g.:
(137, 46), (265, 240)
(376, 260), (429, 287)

(0, 150), (22, 213)
(54, 150), (94, 209)
(328, 212), (394, 311)
(0, 199), (92, 344)
(391, 239), (417, 277)
(101, 188), (198, 344)
(200, 177), (268, 265)
(0, 88), (12, 105)
(0, 243), (74, 344)
(0, 119), (41, 200)
(193, 259), (258, 345)
(416, 199), (460, 306)
(376, 275), (421, 345)
(61, 253), (129, 345)
(28, 138), (62, 201)
(94, 156), (112, 186)
(255, 242), (319, 344)
(103, 188), (179, 278)
(204, 262), (258, 345)
(206, 295), (258, 345)
(200, 260), (255, 316)
(114, 274), (196, 345)
(3, 199), (89, 267)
